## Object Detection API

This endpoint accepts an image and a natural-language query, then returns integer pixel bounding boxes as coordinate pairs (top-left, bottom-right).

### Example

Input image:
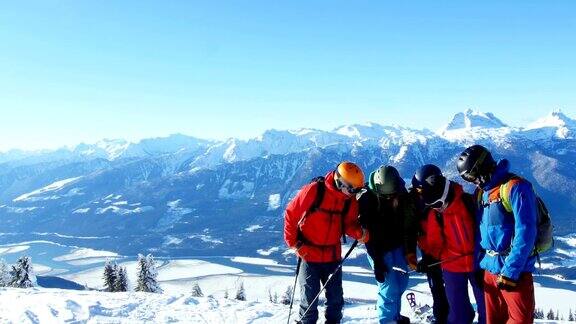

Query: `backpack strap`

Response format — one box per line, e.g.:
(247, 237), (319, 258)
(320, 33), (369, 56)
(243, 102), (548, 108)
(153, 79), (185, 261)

(499, 176), (523, 213)
(297, 178), (325, 246)
(433, 208), (444, 228)
(340, 198), (351, 243)
(482, 174), (522, 212)
(473, 187), (484, 209)
(308, 177), (326, 214)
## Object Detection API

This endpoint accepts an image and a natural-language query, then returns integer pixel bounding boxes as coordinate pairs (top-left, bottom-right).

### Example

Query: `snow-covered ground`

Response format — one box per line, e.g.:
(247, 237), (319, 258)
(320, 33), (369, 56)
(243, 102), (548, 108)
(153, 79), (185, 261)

(1, 240), (576, 323)
(0, 288), (379, 323)
(13, 177), (83, 202)
(0, 281), (572, 323)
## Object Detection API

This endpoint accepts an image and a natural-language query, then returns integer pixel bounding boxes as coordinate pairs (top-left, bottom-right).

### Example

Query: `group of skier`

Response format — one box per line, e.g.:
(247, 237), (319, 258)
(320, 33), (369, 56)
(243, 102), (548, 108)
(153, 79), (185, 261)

(284, 144), (541, 324)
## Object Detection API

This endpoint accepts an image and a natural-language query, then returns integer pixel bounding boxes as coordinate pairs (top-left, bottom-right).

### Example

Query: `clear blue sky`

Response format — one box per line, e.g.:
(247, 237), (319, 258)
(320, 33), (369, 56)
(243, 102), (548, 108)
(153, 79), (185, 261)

(1, 1), (575, 151)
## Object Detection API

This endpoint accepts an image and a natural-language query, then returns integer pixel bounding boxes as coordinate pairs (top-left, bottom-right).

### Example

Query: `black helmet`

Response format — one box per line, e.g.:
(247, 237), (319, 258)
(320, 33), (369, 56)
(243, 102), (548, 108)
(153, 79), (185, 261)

(411, 164), (446, 204)
(369, 165), (405, 196)
(457, 145), (496, 183)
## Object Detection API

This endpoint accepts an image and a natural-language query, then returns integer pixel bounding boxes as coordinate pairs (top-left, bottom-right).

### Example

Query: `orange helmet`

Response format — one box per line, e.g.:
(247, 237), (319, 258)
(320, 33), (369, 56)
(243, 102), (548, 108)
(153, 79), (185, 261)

(336, 161), (365, 189)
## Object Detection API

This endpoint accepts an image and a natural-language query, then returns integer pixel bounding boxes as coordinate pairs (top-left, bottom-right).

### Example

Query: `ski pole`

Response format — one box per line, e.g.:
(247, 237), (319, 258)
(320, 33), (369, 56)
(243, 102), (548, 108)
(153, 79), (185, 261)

(427, 252), (473, 267)
(298, 240), (359, 322)
(392, 253), (473, 275)
(286, 257), (302, 324)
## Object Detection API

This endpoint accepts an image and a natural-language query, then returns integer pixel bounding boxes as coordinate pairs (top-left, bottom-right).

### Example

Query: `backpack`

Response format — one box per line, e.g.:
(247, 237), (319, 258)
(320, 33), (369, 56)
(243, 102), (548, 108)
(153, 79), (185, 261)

(476, 175), (554, 256)
(298, 176), (351, 244)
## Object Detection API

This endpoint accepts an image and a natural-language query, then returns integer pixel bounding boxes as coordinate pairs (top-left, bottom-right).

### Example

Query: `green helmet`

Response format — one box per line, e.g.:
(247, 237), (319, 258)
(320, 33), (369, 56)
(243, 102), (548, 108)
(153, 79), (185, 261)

(368, 165), (406, 195)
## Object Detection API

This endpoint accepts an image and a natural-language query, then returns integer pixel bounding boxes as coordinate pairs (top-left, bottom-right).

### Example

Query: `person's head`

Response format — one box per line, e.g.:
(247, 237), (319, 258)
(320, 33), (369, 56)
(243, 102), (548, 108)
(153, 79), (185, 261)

(369, 165), (405, 199)
(334, 161), (364, 196)
(457, 144), (496, 186)
(411, 164), (448, 209)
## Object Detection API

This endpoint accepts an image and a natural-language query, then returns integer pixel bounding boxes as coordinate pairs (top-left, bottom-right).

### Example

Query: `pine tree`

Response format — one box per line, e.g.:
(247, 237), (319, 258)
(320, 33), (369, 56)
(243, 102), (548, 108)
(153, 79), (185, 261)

(547, 309), (555, 320)
(569, 308), (574, 321)
(223, 289), (229, 299)
(280, 285), (293, 305)
(135, 254), (148, 292)
(103, 260), (117, 292)
(0, 259), (11, 287)
(534, 308), (545, 320)
(135, 254), (162, 293)
(113, 266), (128, 292)
(9, 256), (36, 288)
(235, 281), (246, 301)
(191, 281), (203, 297)
(556, 310), (560, 321)
(267, 288), (278, 303)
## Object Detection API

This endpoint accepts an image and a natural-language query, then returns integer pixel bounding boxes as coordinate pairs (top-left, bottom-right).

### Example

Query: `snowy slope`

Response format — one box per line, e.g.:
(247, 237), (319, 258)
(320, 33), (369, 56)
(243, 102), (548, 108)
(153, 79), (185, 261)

(13, 177), (84, 202)
(1, 238), (575, 323)
(0, 288), (378, 323)
(0, 279), (573, 323)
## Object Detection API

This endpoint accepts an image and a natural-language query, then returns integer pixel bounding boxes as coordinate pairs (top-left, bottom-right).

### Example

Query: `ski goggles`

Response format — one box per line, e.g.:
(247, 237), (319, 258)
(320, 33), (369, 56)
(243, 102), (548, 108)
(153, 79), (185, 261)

(335, 177), (362, 194)
(459, 150), (488, 183)
(460, 171), (478, 183)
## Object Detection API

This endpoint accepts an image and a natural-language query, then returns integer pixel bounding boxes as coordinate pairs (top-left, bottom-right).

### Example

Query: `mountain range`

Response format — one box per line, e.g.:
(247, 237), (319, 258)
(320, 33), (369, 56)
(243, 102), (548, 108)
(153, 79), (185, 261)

(1, 109), (575, 266)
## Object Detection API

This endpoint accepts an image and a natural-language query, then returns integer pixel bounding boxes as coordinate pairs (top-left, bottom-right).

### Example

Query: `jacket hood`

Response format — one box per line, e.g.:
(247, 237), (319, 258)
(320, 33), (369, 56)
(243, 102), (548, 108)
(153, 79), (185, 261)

(482, 159), (511, 191)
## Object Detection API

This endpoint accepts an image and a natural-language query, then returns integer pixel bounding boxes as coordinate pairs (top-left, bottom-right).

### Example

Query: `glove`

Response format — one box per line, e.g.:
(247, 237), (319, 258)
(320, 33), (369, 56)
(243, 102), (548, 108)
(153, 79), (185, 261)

(416, 259), (429, 273)
(294, 244), (309, 259)
(496, 274), (517, 291)
(359, 228), (369, 244)
(406, 253), (418, 271)
(373, 262), (387, 283)
(374, 269), (386, 283)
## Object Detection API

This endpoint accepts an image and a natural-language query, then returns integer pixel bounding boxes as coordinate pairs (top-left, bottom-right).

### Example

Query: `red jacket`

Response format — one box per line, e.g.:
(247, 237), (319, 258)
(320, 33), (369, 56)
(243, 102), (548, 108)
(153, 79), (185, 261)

(417, 182), (476, 273)
(284, 171), (365, 263)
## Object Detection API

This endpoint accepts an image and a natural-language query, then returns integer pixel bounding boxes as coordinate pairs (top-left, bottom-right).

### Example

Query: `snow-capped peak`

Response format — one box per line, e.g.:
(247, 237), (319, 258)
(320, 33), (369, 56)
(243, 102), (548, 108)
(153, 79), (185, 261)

(442, 109), (508, 131)
(95, 139), (130, 159)
(333, 122), (386, 140)
(73, 139), (130, 160)
(525, 110), (576, 139)
(439, 110), (514, 145)
(526, 109), (576, 130)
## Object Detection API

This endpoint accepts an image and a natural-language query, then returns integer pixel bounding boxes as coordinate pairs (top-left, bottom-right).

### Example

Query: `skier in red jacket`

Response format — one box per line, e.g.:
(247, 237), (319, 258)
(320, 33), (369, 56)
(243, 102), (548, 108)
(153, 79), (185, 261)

(284, 161), (368, 324)
(412, 164), (486, 324)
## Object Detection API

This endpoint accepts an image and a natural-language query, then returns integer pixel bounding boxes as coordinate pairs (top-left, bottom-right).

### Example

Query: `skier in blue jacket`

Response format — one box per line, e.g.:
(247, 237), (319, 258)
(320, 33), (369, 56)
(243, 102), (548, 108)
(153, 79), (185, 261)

(457, 145), (537, 324)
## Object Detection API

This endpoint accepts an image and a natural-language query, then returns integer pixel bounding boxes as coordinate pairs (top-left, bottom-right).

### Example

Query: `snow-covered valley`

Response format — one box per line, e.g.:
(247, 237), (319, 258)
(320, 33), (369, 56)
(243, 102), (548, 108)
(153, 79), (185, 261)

(1, 238), (576, 323)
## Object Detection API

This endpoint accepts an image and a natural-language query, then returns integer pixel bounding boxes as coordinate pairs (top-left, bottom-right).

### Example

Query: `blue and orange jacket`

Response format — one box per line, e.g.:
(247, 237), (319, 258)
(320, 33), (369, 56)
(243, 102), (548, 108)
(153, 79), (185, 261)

(479, 159), (538, 280)
(284, 171), (366, 263)
(418, 181), (478, 273)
